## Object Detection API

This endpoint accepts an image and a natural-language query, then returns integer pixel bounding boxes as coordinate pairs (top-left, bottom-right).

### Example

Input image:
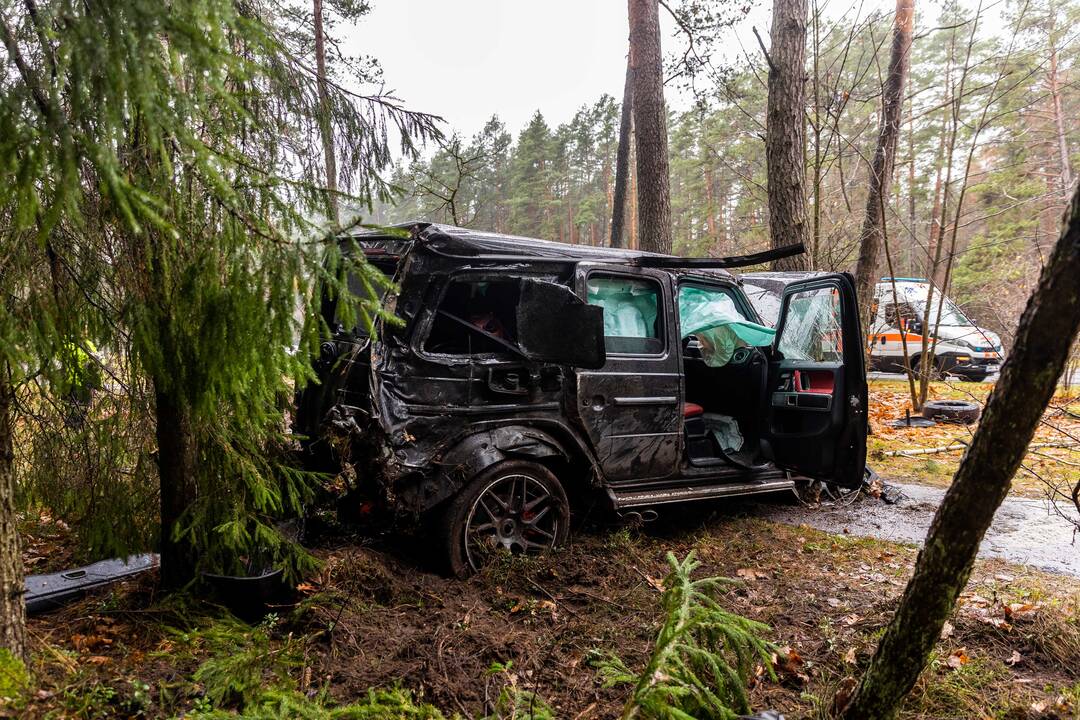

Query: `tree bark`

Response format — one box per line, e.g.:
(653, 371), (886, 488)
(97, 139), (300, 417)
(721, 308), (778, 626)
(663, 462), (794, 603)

(314, 0), (339, 224)
(610, 51), (634, 248)
(839, 183), (1080, 720)
(155, 384), (198, 590)
(1048, 40), (1073, 202)
(0, 370), (27, 662)
(853, 0), (914, 334)
(765, 0), (811, 271)
(629, 0), (673, 255)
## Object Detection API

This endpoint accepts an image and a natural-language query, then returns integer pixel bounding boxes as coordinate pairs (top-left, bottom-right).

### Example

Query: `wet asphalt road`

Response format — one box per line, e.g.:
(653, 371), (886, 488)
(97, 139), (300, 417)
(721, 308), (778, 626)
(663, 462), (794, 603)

(746, 483), (1080, 577)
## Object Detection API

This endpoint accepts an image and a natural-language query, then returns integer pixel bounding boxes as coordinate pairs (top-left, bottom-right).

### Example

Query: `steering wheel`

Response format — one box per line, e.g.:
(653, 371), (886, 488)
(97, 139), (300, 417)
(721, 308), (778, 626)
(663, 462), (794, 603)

(729, 346), (753, 365)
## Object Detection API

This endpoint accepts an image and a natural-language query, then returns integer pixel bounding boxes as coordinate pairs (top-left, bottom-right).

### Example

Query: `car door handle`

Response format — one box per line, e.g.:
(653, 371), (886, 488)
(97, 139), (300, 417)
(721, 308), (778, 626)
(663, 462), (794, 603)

(612, 396), (678, 406)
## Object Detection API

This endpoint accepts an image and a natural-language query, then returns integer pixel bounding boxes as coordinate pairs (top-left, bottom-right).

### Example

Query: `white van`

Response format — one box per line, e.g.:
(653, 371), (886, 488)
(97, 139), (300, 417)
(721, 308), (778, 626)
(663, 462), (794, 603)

(866, 278), (1002, 380)
(742, 274), (1003, 381)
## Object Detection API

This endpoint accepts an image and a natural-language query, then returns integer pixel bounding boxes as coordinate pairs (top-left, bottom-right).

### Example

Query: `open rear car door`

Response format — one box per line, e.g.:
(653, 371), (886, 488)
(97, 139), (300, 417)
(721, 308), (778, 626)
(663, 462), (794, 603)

(762, 273), (867, 488)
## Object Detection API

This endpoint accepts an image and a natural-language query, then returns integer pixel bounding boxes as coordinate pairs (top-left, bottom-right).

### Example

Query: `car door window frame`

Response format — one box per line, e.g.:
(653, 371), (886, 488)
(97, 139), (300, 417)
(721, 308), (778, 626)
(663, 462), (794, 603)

(415, 271), (558, 365)
(584, 270), (668, 358)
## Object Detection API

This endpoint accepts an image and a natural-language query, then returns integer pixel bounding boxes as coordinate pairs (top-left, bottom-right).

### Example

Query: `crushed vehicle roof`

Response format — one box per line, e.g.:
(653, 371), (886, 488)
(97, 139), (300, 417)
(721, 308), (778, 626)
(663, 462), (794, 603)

(343, 222), (804, 277)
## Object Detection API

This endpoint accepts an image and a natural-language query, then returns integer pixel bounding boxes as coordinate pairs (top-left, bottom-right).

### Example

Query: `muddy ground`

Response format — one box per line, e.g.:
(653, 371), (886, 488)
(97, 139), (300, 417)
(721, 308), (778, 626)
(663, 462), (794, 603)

(15, 496), (1080, 719)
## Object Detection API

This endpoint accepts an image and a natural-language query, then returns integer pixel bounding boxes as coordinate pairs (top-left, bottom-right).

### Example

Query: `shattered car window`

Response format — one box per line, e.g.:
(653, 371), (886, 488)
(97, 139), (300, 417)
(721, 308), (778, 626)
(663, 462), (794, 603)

(424, 278), (522, 356)
(586, 275), (663, 354)
(777, 287), (844, 362)
(741, 283), (782, 327)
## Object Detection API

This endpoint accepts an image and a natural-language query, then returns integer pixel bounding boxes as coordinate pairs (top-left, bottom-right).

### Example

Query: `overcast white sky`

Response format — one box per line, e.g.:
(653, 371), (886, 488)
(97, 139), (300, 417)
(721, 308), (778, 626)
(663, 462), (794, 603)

(345, 0), (1001, 141)
(345, 0), (678, 138)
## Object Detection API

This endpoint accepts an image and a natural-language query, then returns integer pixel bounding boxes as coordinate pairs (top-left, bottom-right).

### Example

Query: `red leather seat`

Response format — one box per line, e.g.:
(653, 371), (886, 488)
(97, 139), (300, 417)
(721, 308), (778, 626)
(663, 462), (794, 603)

(683, 402), (705, 418)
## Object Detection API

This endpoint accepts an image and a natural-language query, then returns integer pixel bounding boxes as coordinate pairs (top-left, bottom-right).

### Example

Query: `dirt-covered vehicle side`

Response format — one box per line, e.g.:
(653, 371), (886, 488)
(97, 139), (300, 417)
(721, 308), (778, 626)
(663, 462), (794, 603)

(296, 223), (868, 576)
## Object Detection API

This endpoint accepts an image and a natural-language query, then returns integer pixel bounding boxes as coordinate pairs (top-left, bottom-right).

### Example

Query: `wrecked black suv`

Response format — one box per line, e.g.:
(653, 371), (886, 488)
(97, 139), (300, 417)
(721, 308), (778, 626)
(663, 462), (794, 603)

(296, 223), (868, 575)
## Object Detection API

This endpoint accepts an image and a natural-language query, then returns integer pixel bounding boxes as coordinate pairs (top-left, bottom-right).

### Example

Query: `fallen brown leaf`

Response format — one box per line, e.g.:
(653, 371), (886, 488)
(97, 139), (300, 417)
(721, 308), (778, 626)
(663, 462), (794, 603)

(946, 648), (969, 669)
(71, 634), (111, 653)
(831, 677), (858, 715)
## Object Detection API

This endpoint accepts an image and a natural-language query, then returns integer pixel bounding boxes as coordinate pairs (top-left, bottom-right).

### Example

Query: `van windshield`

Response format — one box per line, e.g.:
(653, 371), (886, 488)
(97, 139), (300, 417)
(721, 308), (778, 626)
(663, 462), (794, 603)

(917, 296), (969, 327)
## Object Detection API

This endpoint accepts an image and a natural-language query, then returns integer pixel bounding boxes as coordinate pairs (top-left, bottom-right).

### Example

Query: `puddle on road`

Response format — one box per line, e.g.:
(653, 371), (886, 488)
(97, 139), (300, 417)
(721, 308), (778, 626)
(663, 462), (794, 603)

(749, 483), (1080, 577)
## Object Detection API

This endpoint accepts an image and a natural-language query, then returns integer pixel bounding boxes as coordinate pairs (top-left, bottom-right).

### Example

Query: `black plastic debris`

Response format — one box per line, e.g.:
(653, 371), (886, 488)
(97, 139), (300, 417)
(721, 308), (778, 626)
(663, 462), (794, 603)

(880, 483), (904, 505)
(25, 553), (158, 615)
(202, 567), (287, 621)
(890, 409), (937, 429)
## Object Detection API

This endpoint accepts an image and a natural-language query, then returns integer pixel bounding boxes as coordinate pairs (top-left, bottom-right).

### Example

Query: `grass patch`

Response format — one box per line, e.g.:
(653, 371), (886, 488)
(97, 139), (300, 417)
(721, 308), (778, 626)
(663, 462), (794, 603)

(907, 653), (1016, 719)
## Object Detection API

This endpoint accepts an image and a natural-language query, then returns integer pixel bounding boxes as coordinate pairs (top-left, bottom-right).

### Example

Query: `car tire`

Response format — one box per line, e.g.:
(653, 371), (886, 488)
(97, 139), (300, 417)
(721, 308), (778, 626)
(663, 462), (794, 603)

(437, 460), (570, 578)
(921, 399), (981, 424)
(909, 353), (936, 380)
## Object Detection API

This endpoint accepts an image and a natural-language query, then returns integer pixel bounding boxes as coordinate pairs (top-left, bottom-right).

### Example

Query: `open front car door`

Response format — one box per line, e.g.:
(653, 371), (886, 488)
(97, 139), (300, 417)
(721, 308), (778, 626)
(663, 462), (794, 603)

(762, 273), (867, 488)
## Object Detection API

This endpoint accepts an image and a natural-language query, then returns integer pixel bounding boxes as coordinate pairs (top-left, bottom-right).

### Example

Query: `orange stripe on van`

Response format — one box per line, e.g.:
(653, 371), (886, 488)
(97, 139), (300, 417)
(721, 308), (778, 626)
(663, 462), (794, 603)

(868, 333), (927, 343)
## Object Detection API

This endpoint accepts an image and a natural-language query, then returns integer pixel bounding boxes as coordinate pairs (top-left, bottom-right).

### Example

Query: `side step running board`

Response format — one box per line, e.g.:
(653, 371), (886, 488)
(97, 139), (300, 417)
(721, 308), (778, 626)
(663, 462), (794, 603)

(609, 479), (795, 510)
(26, 553), (158, 615)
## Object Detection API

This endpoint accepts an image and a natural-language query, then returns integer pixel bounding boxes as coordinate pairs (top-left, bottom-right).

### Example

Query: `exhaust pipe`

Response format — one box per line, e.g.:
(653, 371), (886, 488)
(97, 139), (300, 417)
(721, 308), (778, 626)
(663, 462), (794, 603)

(617, 508), (659, 524)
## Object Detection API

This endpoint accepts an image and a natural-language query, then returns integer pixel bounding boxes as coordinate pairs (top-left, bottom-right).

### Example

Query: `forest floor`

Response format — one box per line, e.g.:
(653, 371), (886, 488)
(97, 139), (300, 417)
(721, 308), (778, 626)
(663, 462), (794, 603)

(7, 379), (1080, 719)
(867, 379), (1080, 500)
(11, 504), (1080, 719)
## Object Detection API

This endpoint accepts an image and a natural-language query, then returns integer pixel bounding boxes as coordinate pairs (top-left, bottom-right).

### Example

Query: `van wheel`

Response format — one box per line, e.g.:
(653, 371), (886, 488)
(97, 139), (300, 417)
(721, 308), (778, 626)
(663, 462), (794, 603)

(910, 354), (943, 380)
(438, 460), (570, 578)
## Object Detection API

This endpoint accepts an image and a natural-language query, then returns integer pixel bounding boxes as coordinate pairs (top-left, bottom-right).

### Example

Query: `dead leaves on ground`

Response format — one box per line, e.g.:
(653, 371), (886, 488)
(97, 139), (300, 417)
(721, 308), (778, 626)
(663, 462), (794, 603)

(772, 646), (809, 687)
(957, 591), (1045, 632)
(946, 648), (970, 669)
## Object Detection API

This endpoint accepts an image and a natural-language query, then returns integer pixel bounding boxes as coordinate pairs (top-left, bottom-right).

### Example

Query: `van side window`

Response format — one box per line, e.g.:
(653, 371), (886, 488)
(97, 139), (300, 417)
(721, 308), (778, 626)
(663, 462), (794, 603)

(586, 275), (664, 355)
(424, 279), (522, 356)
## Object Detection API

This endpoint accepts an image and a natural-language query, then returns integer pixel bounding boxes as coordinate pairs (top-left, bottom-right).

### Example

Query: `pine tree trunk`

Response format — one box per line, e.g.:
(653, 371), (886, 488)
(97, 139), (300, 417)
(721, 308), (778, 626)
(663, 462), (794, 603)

(907, 90), (916, 275)
(629, 0), (673, 255)
(705, 165), (718, 243)
(853, 0), (914, 333)
(610, 53), (634, 248)
(0, 370), (27, 662)
(314, 0), (339, 224)
(765, 0), (811, 271)
(630, 137), (640, 250)
(155, 384), (198, 590)
(839, 183), (1080, 720)
(1048, 41), (1073, 202)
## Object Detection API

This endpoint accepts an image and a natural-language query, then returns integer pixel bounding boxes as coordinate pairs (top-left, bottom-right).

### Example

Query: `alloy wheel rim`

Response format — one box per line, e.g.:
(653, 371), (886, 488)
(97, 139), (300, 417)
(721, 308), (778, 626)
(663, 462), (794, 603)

(463, 473), (561, 570)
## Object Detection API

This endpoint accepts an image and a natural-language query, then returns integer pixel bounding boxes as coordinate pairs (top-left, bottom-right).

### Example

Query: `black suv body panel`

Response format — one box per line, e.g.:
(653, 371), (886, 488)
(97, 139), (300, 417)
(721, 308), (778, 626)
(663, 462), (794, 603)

(296, 223), (867, 518)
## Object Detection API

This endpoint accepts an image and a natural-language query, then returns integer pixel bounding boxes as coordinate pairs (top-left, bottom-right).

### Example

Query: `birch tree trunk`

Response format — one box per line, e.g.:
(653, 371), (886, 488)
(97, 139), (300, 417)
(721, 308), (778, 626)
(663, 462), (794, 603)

(629, 0), (673, 255)
(839, 183), (1080, 720)
(765, 0), (811, 271)
(853, 0), (914, 333)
